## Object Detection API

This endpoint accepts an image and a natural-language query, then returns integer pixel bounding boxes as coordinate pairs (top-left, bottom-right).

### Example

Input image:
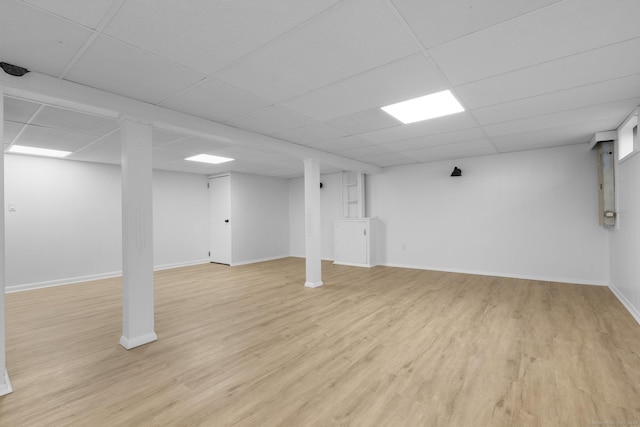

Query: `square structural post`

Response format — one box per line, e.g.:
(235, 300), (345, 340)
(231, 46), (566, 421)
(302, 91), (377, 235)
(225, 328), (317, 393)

(304, 159), (323, 288)
(120, 116), (157, 349)
(0, 85), (12, 395)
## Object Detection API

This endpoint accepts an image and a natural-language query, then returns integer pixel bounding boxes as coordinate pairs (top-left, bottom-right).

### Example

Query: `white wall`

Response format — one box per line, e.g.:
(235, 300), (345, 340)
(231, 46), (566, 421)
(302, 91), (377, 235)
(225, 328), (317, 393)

(609, 151), (640, 322)
(366, 144), (609, 284)
(153, 169), (209, 268)
(289, 172), (342, 259)
(230, 172), (289, 265)
(5, 155), (209, 290)
(288, 145), (610, 285)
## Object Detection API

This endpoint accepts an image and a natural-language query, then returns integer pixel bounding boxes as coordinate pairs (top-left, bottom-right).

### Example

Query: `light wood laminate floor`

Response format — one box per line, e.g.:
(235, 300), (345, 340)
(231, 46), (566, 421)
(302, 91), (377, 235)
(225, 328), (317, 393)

(1, 258), (640, 426)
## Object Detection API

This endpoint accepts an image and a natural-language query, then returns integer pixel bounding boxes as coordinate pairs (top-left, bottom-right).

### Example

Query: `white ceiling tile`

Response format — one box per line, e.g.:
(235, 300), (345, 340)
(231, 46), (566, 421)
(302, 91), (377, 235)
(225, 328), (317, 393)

(472, 75), (640, 125)
(282, 54), (448, 121)
(162, 78), (272, 123)
(68, 133), (120, 164)
(161, 137), (230, 156)
(382, 127), (487, 152)
(325, 108), (401, 135)
(104, 0), (341, 74)
(4, 97), (41, 123)
(358, 151), (415, 167)
(3, 121), (24, 143)
(5, 0), (637, 175)
(273, 122), (347, 145)
(226, 105), (315, 136)
(403, 139), (497, 163)
(156, 143), (300, 172)
(156, 158), (301, 178)
(15, 124), (99, 152)
(456, 38), (640, 109)
(306, 135), (374, 152)
(334, 144), (397, 158)
(392, 0), (560, 48)
(154, 158), (220, 173)
(73, 128), (188, 163)
(208, 146), (297, 164)
(65, 36), (205, 105)
(202, 146), (267, 162)
(359, 112), (478, 144)
(152, 148), (188, 166)
(23, 0), (119, 29)
(0, 1), (92, 77)
(491, 120), (618, 152)
(152, 128), (185, 146)
(258, 159), (305, 171)
(31, 105), (119, 136)
(429, 0), (640, 85)
(215, 0), (420, 102)
(483, 99), (640, 138)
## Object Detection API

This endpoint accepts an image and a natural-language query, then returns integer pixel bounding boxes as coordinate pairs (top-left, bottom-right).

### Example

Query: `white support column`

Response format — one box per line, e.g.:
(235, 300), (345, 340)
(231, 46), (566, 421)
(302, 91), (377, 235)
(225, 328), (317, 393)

(304, 159), (323, 288)
(119, 116), (157, 349)
(0, 86), (12, 395)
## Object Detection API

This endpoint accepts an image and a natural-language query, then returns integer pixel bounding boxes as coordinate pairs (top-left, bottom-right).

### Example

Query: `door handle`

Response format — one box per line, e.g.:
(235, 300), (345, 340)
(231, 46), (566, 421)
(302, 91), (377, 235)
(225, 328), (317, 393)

(224, 219), (229, 223)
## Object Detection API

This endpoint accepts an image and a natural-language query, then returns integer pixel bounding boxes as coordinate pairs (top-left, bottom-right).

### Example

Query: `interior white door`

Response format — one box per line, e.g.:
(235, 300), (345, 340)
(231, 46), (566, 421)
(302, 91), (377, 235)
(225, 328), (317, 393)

(209, 175), (231, 265)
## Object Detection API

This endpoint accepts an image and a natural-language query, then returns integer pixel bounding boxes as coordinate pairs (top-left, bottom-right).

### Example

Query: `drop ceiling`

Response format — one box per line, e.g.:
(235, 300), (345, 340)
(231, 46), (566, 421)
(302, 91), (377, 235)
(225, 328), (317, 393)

(2, 0), (640, 177)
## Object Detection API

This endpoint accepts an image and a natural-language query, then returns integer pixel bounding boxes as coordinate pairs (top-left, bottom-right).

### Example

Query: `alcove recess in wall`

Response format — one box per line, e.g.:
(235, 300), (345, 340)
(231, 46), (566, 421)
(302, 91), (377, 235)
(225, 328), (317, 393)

(341, 171), (364, 218)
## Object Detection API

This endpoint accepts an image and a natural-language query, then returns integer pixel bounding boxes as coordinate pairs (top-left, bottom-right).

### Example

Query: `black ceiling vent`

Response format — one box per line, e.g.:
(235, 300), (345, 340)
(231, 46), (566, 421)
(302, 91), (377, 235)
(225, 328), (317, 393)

(451, 166), (462, 177)
(0, 62), (30, 77)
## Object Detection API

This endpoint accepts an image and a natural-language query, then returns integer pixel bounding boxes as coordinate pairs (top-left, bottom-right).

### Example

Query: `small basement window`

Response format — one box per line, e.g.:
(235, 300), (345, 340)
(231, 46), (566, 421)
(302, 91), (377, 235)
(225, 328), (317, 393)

(618, 107), (639, 161)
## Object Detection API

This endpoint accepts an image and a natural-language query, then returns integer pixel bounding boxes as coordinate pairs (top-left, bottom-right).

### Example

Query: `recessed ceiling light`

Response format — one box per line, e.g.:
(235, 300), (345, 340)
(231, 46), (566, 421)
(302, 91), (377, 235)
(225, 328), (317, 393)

(185, 154), (234, 164)
(381, 90), (465, 124)
(8, 145), (72, 158)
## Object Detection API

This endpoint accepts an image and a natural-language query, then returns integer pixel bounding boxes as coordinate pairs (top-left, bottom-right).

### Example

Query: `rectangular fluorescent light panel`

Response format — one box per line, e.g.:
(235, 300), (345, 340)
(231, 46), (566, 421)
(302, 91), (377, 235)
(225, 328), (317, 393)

(381, 90), (465, 124)
(8, 145), (71, 158)
(185, 154), (234, 164)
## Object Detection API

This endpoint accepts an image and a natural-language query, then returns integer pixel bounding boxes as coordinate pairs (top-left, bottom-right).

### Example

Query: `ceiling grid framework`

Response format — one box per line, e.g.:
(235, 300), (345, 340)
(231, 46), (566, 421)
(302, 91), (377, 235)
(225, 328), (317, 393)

(382, 0), (501, 154)
(1, 0), (639, 176)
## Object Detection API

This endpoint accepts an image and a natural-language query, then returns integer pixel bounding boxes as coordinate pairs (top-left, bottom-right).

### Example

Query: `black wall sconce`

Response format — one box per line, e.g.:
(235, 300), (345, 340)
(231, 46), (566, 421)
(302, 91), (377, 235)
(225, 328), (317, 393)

(0, 62), (30, 77)
(451, 166), (462, 177)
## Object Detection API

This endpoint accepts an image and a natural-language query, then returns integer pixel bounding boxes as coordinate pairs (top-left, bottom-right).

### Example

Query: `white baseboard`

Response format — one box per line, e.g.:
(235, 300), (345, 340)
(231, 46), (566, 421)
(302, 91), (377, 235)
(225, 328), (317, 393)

(6, 270), (122, 293)
(304, 281), (324, 288)
(5, 259), (211, 293)
(379, 262), (608, 287)
(231, 255), (290, 267)
(291, 255), (606, 286)
(0, 371), (12, 397)
(609, 284), (640, 326)
(333, 261), (375, 268)
(289, 254), (335, 262)
(119, 332), (158, 350)
(154, 259), (210, 271)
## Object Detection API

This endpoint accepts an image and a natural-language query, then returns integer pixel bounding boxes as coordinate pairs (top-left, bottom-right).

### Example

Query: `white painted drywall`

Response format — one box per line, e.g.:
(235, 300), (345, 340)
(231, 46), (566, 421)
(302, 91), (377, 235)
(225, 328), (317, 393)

(288, 145), (610, 285)
(153, 169), (209, 268)
(4, 155), (209, 290)
(366, 144), (609, 284)
(609, 151), (640, 322)
(289, 172), (342, 260)
(230, 172), (289, 265)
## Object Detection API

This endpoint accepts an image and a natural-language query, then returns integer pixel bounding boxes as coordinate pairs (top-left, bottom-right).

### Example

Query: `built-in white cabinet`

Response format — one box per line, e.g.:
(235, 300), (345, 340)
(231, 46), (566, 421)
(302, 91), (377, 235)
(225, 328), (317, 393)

(334, 217), (378, 267)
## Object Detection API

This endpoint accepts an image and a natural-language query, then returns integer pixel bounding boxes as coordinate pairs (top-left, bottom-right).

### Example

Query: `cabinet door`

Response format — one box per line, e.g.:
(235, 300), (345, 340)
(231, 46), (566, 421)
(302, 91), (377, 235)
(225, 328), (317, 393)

(335, 221), (368, 264)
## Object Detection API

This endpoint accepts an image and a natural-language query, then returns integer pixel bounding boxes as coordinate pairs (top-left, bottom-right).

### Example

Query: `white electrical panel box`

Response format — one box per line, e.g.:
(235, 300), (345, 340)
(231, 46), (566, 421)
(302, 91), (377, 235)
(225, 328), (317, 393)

(596, 140), (616, 227)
